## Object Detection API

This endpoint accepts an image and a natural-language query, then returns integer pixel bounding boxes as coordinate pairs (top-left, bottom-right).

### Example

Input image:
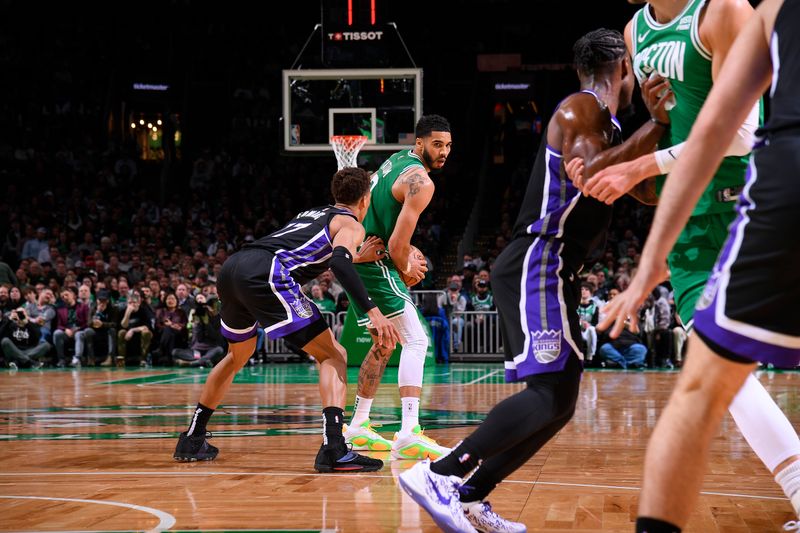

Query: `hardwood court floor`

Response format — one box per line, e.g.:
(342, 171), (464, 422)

(1, 363), (799, 532)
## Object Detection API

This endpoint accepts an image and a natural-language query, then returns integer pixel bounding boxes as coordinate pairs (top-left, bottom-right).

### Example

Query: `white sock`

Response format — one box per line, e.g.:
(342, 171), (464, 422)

(777, 461), (800, 514)
(350, 395), (373, 427)
(400, 396), (420, 435)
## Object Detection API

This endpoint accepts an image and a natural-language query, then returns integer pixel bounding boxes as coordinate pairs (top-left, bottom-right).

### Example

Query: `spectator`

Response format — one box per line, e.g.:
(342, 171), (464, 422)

(53, 288), (93, 367)
(0, 285), (12, 316)
(92, 289), (121, 367)
(310, 284), (336, 313)
(172, 293), (226, 367)
(318, 270), (343, 300)
(117, 291), (154, 367)
(443, 274), (468, 351)
(465, 278), (495, 352)
(8, 286), (23, 311)
(25, 288), (56, 343)
(652, 285), (674, 369)
(77, 284), (94, 315)
(175, 283), (195, 315)
(116, 277), (130, 307)
(0, 260), (18, 287)
(147, 279), (163, 308)
(152, 293), (188, 365)
(598, 323), (647, 370)
(577, 281), (599, 363)
(0, 307), (49, 369)
(21, 227), (49, 261)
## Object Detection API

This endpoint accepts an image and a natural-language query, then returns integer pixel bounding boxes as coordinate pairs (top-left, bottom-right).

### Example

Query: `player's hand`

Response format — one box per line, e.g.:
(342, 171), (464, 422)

(642, 73), (673, 125)
(565, 157), (586, 192)
(355, 236), (386, 264)
(367, 308), (403, 348)
(597, 254), (669, 339)
(583, 159), (644, 205)
(405, 253), (428, 283)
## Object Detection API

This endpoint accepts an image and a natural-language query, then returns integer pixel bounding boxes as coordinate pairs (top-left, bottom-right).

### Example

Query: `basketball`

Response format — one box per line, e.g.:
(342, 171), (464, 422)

(398, 245), (426, 287)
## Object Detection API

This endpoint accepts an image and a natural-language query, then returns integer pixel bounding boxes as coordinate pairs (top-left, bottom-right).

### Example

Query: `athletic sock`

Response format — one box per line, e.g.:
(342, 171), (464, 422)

(322, 406), (346, 447)
(186, 403), (214, 436)
(776, 460), (800, 515)
(399, 396), (420, 435)
(431, 440), (480, 478)
(350, 395), (373, 427)
(635, 517), (681, 533)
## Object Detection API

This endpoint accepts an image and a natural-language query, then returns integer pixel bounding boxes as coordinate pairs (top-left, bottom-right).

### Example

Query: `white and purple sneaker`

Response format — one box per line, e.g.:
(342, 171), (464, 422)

(398, 459), (478, 533)
(464, 500), (527, 533)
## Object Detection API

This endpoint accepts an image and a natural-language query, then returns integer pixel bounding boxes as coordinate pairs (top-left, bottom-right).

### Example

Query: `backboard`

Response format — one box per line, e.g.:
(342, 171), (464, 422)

(282, 68), (422, 152)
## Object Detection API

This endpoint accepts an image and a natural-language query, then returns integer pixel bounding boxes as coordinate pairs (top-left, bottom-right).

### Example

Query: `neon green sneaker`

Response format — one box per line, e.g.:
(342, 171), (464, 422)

(343, 419), (392, 451)
(391, 425), (450, 460)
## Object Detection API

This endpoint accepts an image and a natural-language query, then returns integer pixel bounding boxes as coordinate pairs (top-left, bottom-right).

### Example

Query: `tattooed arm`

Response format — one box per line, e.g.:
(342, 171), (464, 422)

(388, 168), (434, 277)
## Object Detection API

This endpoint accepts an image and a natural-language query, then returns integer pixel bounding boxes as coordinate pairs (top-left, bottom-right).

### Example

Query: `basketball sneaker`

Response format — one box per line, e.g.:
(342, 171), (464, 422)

(173, 431), (219, 462)
(464, 500), (527, 532)
(343, 419), (392, 451)
(398, 459), (477, 533)
(392, 425), (450, 460)
(314, 442), (384, 473)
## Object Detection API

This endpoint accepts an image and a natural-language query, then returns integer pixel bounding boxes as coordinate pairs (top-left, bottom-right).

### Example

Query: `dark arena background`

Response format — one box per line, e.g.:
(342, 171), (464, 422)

(3, 1), (798, 532)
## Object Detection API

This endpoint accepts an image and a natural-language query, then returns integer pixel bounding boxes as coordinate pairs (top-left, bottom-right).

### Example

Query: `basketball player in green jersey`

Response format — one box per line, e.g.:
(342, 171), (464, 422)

(343, 115), (452, 460)
(566, 0), (800, 521)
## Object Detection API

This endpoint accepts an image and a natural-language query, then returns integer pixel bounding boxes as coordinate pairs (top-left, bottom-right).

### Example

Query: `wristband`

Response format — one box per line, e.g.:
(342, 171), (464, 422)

(650, 117), (670, 129)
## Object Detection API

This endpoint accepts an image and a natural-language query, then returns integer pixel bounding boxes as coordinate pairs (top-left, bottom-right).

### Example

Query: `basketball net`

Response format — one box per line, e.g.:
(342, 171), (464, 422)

(330, 135), (368, 170)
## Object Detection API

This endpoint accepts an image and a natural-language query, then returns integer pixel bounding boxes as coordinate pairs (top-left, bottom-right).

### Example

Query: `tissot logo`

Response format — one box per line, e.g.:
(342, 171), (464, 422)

(328, 31), (384, 41)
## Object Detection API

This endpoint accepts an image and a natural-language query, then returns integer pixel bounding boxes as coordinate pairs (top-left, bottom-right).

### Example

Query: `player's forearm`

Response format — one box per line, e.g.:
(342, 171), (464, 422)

(387, 238), (411, 273)
(585, 121), (666, 179)
(654, 102), (759, 173)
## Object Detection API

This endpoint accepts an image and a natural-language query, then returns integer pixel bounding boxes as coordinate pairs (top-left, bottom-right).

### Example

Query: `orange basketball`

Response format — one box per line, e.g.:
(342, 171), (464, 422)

(398, 245), (426, 287)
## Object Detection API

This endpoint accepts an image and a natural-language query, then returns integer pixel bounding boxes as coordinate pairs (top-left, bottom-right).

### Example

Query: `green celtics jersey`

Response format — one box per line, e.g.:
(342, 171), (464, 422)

(363, 149), (425, 266)
(631, 0), (759, 216)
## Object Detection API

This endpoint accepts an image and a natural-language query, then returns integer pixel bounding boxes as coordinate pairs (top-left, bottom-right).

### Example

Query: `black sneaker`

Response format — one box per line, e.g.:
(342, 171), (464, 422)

(314, 443), (384, 473)
(173, 431), (219, 462)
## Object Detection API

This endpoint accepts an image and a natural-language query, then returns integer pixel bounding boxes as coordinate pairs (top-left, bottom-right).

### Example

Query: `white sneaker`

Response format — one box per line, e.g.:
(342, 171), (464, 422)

(464, 500), (527, 533)
(398, 459), (478, 533)
(70, 356), (81, 368)
(392, 425), (451, 460)
(343, 419), (392, 451)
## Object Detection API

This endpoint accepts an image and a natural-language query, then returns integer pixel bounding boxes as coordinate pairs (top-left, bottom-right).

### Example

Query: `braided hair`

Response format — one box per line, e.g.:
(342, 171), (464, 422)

(573, 28), (627, 75)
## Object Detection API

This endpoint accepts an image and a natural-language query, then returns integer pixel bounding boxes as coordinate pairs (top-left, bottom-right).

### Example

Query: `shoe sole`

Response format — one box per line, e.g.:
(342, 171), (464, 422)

(314, 462), (383, 473)
(345, 433), (392, 452)
(391, 448), (447, 461)
(398, 470), (474, 533)
(173, 454), (217, 462)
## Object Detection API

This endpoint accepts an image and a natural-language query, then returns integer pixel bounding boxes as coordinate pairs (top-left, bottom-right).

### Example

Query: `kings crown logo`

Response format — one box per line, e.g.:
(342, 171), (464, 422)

(531, 329), (562, 363)
(291, 298), (314, 319)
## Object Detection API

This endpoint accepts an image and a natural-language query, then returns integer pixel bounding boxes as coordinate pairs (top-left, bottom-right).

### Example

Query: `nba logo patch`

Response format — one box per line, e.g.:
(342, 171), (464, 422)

(531, 330), (562, 363)
(291, 298), (314, 319)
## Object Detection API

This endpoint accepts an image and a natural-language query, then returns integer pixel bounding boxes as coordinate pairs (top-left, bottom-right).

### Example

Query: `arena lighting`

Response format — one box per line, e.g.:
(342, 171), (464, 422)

(157, 119), (162, 125)
(130, 123), (136, 129)
(139, 119), (145, 125)
(153, 127), (157, 132)
(147, 123), (153, 129)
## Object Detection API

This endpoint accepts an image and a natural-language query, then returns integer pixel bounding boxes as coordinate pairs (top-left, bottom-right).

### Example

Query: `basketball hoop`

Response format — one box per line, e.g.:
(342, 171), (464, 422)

(330, 135), (368, 170)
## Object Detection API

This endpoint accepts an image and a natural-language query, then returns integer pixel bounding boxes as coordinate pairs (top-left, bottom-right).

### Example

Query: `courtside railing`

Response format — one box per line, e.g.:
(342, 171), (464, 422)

(262, 296), (505, 361)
